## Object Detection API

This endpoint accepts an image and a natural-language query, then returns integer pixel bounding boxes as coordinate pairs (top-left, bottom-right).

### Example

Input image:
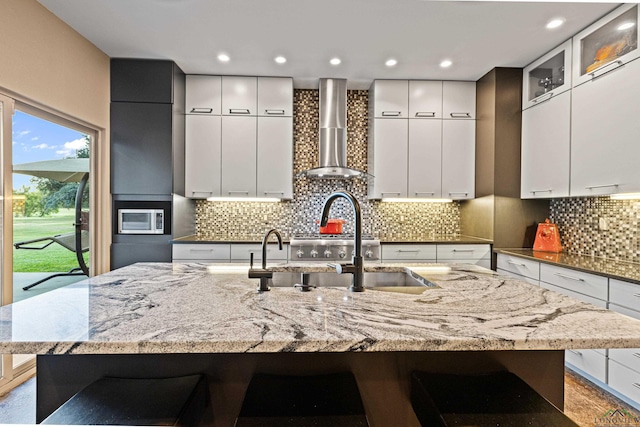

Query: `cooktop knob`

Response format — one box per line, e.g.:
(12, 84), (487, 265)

(310, 249), (319, 258)
(324, 250), (332, 258)
(365, 249), (374, 258)
(296, 249), (304, 258)
(338, 250), (346, 259)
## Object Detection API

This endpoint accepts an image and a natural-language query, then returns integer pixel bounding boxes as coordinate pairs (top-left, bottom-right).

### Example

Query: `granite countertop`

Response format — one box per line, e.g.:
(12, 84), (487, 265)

(1, 262), (639, 355)
(495, 249), (640, 285)
(172, 235), (492, 244)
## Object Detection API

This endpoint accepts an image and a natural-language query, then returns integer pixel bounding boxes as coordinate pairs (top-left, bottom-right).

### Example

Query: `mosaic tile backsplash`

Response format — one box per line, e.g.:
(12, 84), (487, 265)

(196, 89), (461, 240)
(550, 197), (640, 263)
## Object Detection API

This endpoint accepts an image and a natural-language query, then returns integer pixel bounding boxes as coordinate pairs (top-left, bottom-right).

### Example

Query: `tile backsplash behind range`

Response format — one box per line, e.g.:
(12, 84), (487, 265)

(550, 197), (640, 263)
(196, 89), (461, 240)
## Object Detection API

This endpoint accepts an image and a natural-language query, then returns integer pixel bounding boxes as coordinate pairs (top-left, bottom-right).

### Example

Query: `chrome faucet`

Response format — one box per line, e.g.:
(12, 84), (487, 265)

(248, 229), (283, 292)
(320, 191), (364, 292)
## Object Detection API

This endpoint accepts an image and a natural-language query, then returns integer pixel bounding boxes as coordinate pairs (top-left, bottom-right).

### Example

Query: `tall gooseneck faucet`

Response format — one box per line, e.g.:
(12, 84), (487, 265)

(320, 191), (364, 292)
(248, 229), (283, 292)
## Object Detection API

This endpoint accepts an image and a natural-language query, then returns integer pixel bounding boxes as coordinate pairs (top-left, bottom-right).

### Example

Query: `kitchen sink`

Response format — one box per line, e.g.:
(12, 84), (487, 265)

(268, 270), (438, 294)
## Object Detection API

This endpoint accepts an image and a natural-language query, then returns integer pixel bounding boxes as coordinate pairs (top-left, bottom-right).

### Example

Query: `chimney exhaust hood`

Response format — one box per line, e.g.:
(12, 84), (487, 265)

(298, 78), (370, 179)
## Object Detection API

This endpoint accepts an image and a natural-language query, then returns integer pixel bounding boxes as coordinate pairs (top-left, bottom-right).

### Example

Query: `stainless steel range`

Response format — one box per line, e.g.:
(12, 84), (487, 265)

(290, 234), (381, 262)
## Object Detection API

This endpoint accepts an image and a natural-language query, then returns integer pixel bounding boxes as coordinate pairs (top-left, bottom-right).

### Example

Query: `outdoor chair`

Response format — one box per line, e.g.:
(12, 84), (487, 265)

(14, 229), (89, 290)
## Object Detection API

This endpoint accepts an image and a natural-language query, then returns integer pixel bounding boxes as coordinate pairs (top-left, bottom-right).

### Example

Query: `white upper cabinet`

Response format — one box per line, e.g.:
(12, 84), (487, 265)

(408, 119), (442, 198)
(570, 55), (640, 196)
(185, 115), (222, 198)
(368, 118), (409, 199)
(521, 90), (571, 199)
(186, 75), (222, 115)
(371, 80), (409, 118)
(257, 117), (293, 199)
(221, 116), (257, 196)
(442, 120), (475, 200)
(257, 77), (293, 117)
(409, 81), (442, 119)
(443, 81), (476, 119)
(572, 4), (640, 88)
(523, 40), (572, 110)
(222, 76), (257, 115)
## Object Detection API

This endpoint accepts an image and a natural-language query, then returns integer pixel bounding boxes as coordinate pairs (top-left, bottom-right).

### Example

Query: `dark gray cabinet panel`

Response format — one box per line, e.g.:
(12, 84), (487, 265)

(111, 103), (173, 195)
(111, 243), (172, 270)
(111, 59), (174, 104)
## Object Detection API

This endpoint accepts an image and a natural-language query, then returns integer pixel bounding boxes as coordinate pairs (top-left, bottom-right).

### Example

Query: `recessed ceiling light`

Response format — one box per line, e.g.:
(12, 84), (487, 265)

(440, 60), (452, 68)
(546, 18), (565, 29)
(385, 58), (398, 67)
(330, 57), (341, 66)
(217, 53), (230, 62)
(274, 56), (287, 64)
(618, 22), (635, 31)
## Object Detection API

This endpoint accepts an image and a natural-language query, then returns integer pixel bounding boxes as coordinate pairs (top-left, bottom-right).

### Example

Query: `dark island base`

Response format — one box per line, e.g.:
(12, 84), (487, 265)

(36, 350), (565, 426)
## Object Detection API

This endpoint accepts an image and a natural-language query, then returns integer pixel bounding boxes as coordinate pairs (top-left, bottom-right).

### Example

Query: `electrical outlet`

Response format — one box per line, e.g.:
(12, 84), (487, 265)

(598, 217), (608, 231)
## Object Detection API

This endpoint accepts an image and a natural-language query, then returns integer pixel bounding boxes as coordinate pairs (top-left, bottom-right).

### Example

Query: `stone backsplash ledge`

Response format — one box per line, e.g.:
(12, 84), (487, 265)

(196, 89), (461, 240)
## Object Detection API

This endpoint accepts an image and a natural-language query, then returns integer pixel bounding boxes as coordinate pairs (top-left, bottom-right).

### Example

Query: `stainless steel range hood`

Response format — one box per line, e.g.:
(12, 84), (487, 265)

(299, 78), (369, 179)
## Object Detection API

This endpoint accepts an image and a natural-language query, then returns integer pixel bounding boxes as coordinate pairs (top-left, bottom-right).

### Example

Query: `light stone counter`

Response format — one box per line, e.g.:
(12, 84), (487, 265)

(2, 262), (640, 355)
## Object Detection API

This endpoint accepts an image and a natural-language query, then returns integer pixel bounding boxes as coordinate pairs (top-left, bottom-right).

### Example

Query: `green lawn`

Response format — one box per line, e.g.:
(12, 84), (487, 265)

(13, 209), (89, 272)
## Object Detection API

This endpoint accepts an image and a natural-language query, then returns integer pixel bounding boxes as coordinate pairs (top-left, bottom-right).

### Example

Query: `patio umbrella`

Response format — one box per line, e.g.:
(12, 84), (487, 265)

(13, 158), (89, 183)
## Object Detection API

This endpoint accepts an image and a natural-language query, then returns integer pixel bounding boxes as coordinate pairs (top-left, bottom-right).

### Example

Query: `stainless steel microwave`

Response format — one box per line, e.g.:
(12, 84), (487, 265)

(117, 209), (165, 234)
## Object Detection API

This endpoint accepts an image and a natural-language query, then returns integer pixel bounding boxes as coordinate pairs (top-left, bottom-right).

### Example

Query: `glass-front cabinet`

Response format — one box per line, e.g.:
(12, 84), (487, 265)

(572, 4), (639, 87)
(523, 39), (572, 110)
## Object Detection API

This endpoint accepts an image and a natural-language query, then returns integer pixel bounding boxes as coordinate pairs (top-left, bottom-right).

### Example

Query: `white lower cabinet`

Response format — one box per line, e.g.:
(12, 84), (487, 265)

(539, 263), (608, 301)
(172, 244), (231, 262)
(496, 268), (540, 286)
(496, 254), (540, 281)
(381, 244), (437, 262)
(436, 244), (490, 268)
(609, 360), (640, 405)
(566, 349), (607, 383)
(230, 243), (289, 263)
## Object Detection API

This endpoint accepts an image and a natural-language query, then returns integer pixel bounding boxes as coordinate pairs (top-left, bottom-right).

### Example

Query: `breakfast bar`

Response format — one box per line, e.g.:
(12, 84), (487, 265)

(2, 262), (640, 425)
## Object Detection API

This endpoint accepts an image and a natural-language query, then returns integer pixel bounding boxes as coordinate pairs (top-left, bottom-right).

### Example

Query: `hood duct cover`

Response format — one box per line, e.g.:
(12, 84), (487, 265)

(299, 78), (370, 179)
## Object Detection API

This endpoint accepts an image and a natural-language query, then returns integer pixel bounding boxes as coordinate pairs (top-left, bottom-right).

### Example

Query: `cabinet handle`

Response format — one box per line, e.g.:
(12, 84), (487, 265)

(632, 352), (640, 358)
(588, 59), (623, 79)
(265, 109), (285, 115)
(632, 294), (640, 298)
(415, 192), (435, 196)
(450, 112), (471, 118)
(633, 383), (640, 390)
(381, 192), (402, 196)
(263, 191), (285, 195)
(229, 109), (251, 114)
(507, 260), (526, 267)
(397, 250), (421, 253)
(190, 108), (213, 114)
(585, 184), (619, 190)
(191, 191), (214, 196)
(554, 272), (585, 282)
(189, 249), (214, 252)
(531, 93), (554, 104)
(568, 350), (583, 356)
(530, 189), (552, 194)
(448, 192), (468, 196)
(415, 112), (436, 118)
(228, 191), (250, 195)
(452, 249), (474, 253)
(381, 111), (402, 117)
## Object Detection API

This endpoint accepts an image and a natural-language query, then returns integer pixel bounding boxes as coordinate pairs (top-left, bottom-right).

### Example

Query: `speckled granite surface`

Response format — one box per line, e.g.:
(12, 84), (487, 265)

(172, 235), (492, 244)
(1, 263), (639, 355)
(495, 249), (640, 285)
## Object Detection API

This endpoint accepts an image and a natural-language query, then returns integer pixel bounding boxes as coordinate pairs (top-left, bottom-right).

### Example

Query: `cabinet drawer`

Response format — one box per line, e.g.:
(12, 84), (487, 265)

(172, 244), (230, 261)
(381, 244), (436, 261)
(437, 244), (490, 261)
(540, 264), (607, 300)
(608, 359), (640, 405)
(539, 281), (607, 309)
(440, 258), (491, 269)
(609, 349), (640, 373)
(610, 279), (640, 312)
(565, 348), (607, 383)
(497, 268), (540, 286)
(230, 244), (288, 262)
(496, 254), (540, 280)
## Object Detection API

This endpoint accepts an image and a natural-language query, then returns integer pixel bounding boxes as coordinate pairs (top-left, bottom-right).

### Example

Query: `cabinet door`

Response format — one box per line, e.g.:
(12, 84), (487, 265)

(372, 80), (409, 118)
(570, 57), (640, 196)
(111, 59), (174, 104)
(368, 119), (408, 199)
(186, 75), (221, 115)
(185, 115), (221, 198)
(523, 40), (572, 110)
(222, 76), (257, 116)
(409, 81), (442, 119)
(443, 81), (476, 119)
(257, 117), (293, 199)
(221, 116), (257, 197)
(258, 77), (293, 117)
(572, 4), (639, 88)
(408, 119), (442, 198)
(521, 91), (571, 199)
(442, 120), (475, 199)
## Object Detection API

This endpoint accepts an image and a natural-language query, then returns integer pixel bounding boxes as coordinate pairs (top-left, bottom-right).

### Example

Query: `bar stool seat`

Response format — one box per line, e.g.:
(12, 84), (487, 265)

(42, 374), (210, 426)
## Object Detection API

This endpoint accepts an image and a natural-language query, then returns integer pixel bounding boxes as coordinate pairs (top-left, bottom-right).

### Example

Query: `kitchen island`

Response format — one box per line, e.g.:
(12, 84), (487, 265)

(2, 262), (640, 425)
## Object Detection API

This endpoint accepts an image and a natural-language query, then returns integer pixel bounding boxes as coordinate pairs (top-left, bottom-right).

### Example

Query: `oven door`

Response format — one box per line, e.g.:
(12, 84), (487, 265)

(118, 209), (163, 234)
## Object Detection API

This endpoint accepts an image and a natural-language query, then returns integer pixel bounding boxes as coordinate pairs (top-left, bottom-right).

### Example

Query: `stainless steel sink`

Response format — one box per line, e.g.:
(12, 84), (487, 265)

(268, 270), (438, 293)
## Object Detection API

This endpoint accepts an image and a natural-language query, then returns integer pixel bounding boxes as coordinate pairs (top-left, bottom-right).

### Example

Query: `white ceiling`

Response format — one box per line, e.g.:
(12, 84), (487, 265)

(37, 0), (619, 89)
